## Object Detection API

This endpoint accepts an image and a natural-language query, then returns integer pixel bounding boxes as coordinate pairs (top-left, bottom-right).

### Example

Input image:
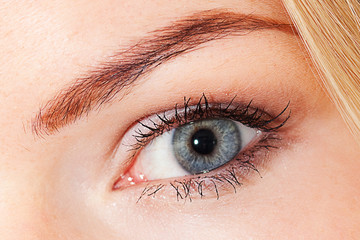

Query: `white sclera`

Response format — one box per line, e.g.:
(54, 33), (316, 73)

(132, 120), (259, 180)
(134, 130), (189, 180)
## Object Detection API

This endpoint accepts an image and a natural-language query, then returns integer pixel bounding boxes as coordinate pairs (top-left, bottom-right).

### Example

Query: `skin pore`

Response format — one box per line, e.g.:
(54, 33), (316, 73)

(0, 0), (359, 239)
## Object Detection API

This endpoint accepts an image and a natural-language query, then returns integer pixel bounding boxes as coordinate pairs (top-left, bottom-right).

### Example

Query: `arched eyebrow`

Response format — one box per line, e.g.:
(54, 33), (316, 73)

(32, 9), (296, 136)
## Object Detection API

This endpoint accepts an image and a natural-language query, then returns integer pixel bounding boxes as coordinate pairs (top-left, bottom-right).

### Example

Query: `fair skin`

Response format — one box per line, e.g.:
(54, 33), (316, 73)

(1, 0), (360, 239)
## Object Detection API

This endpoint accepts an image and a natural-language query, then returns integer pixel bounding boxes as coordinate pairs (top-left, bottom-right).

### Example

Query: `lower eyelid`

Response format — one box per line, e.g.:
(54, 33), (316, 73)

(113, 131), (284, 202)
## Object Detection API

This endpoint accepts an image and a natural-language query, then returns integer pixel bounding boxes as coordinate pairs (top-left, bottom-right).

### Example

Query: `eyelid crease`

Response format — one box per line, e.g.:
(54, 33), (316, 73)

(31, 9), (296, 137)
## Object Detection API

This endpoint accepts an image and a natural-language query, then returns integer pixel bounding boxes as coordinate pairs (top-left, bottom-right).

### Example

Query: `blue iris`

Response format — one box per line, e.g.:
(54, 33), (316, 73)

(172, 119), (242, 174)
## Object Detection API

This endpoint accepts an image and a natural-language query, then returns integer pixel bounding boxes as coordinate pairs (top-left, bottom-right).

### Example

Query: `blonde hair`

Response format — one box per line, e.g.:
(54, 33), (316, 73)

(282, 0), (360, 140)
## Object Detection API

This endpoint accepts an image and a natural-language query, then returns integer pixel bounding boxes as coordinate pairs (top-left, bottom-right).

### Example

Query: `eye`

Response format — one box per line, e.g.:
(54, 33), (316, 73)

(123, 119), (257, 182)
(113, 94), (290, 200)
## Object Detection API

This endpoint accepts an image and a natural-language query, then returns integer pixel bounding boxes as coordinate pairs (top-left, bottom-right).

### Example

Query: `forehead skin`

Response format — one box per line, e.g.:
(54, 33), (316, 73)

(0, 0), (360, 240)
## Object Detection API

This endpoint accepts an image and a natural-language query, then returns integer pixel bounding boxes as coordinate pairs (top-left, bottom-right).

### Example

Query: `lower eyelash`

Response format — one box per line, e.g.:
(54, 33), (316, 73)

(114, 94), (290, 202)
(135, 132), (282, 203)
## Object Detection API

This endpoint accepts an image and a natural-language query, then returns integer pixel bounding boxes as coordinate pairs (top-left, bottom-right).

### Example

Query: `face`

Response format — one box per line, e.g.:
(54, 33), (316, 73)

(1, 0), (359, 239)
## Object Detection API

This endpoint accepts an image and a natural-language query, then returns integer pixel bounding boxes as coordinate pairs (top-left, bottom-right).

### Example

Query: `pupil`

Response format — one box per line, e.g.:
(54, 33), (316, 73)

(191, 129), (217, 155)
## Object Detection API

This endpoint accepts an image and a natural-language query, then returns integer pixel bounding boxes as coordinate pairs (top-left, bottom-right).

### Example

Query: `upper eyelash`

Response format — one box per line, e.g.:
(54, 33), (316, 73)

(130, 93), (290, 152)
(115, 93), (290, 202)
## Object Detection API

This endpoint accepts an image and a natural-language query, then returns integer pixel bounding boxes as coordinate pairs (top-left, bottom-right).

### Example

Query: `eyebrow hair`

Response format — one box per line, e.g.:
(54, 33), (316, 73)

(32, 9), (296, 136)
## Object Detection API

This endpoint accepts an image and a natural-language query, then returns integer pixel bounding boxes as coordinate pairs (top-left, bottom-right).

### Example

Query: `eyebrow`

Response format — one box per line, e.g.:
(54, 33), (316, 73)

(32, 9), (296, 136)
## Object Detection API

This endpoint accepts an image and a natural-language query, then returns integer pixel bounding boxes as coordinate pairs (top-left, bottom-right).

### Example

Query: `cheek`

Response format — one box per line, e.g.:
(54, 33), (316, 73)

(41, 107), (360, 240)
(258, 113), (360, 239)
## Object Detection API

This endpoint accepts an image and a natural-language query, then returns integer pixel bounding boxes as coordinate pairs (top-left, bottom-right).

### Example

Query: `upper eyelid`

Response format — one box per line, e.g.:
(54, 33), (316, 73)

(122, 95), (290, 155)
(31, 10), (295, 137)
